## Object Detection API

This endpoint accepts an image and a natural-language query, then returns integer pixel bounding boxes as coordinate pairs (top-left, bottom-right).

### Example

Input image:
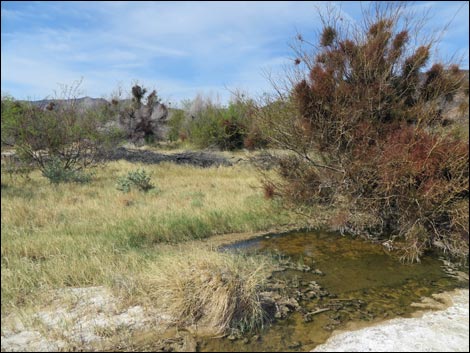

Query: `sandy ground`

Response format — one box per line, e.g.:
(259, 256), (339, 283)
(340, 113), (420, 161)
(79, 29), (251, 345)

(312, 288), (469, 352)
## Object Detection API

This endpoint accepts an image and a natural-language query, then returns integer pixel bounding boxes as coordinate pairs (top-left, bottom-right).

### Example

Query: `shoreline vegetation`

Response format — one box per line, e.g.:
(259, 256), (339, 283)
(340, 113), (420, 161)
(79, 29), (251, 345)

(1, 2), (468, 351)
(2, 151), (468, 352)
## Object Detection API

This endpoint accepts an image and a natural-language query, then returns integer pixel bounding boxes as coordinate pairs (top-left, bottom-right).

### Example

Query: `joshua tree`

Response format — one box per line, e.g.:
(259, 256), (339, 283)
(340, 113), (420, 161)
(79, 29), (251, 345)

(117, 85), (169, 144)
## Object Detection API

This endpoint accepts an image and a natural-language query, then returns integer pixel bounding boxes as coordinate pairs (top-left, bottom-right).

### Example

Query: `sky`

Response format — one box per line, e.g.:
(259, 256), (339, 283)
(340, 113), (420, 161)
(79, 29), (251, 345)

(1, 1), (469, 105)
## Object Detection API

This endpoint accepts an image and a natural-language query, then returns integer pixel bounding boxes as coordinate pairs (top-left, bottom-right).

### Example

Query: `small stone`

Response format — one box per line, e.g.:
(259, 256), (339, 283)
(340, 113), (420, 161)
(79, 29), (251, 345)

(288, 341), (302, 349)
(306, 291), (317, 299)
(227, 334), (237, 341)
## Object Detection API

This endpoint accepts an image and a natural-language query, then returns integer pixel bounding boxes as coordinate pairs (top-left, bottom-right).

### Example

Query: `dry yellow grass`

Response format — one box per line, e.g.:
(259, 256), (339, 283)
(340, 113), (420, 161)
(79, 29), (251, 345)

(138, 247), (275, 336)
(1, 160), (300, 314)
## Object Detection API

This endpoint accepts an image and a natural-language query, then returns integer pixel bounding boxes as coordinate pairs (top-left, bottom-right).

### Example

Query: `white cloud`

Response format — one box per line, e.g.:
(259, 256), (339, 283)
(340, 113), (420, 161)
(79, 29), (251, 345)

(1, 1), (468, 102)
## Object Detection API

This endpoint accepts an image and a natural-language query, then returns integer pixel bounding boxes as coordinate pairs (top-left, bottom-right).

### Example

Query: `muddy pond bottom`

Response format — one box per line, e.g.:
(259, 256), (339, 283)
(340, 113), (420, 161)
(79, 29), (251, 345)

(199, 230), (468, 352)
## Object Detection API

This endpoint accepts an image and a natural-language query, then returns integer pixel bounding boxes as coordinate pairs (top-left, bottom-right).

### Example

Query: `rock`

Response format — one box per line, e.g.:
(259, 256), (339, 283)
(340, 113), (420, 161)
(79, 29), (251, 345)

(294, 264), (311, 272)
(306, 291), (318, 300)
(288, 341), (302, 349)
(279, 298), (300, 311)
(308, 281), (321, 291)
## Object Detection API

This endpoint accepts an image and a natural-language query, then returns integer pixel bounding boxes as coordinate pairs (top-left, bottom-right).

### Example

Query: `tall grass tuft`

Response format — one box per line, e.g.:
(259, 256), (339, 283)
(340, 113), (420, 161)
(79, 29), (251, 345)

(139, 248), (274, 335)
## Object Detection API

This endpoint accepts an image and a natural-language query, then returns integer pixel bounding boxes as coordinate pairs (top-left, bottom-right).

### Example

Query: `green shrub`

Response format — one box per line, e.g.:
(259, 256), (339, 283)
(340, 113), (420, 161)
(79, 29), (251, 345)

(1, 84), (119, 179)
(117, 169), (154, 192)
(42, 157), (93, 184)
(167, 109), (186, 142)
(1, 154), (34, 180)
(186, 99), (252, 150)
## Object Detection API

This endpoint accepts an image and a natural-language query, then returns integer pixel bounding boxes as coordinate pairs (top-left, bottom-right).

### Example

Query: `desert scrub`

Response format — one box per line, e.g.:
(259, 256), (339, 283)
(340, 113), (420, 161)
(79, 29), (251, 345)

(259, 3), (469, 262)
(116, 168), (154, 192)
(138, 248), (275, 335)
(42, 157), (93, 184)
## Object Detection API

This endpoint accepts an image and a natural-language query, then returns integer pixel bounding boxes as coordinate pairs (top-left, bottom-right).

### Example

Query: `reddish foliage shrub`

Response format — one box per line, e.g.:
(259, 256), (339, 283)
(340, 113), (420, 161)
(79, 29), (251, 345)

(263, 183), (276, 200)
(262, 3), (469, 262)
(179, 131), (188, 142)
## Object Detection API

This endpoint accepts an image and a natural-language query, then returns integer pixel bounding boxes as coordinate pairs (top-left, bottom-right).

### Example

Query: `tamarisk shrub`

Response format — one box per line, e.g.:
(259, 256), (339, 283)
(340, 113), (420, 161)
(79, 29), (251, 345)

(259, 2), (468, 262)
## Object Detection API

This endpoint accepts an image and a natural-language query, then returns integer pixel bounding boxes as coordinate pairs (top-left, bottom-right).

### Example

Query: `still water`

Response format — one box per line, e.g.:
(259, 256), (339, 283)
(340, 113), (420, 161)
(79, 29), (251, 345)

(199, 230), (468, 352)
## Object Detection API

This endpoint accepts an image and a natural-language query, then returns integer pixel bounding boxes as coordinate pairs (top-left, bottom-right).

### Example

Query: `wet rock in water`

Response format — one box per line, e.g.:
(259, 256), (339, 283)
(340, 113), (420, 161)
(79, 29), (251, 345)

(288, 341), (302, 349)
(276, 305), (291, 318)
(308, 281), (321, 290)
(306, 291), (318, 300)
(279, 298), (300, 311)
(297, 265), (311, 272)
(330, 313), (341, 321)
(269, 281), (288, 291)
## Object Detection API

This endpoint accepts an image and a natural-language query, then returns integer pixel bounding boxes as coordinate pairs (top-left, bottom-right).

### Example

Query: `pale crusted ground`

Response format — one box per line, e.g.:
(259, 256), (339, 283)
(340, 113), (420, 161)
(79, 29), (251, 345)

(1, 286), (169, 352)
(312, 289), (469, 352)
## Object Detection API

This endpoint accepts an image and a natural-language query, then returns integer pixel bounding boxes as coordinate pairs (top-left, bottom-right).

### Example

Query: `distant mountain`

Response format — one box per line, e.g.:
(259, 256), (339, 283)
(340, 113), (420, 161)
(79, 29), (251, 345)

(19, 96), (110, 111)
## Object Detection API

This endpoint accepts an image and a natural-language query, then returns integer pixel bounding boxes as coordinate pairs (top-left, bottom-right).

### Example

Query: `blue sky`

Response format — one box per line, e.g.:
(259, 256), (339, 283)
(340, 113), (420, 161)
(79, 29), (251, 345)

(1, 1), (469, 105)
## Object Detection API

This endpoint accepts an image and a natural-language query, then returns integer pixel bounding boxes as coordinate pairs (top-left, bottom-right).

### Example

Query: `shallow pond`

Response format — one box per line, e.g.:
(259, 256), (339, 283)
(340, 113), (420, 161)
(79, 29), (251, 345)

(199, 229), (468, 352)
